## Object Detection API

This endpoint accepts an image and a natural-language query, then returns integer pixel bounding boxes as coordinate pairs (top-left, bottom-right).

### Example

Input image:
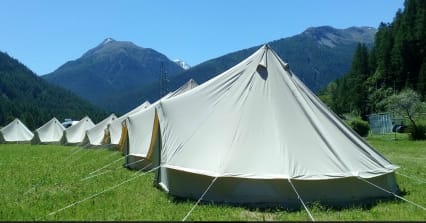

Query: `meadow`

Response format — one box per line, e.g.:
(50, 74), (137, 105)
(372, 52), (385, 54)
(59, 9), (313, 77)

(0, 134), (425, 221)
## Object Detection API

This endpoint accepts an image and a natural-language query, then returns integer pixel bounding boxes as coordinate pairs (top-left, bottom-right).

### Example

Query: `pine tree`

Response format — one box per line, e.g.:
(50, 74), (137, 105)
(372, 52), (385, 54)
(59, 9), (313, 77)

(417, 59), (426, 97)
(346, 43), (371, 118)
(319, 0), (426, 116)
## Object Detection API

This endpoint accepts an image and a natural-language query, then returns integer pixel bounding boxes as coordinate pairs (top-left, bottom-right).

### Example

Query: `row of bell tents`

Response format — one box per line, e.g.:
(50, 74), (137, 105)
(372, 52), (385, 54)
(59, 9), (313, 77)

(0, 78), (198, 146)
(0, 45), (400, 208)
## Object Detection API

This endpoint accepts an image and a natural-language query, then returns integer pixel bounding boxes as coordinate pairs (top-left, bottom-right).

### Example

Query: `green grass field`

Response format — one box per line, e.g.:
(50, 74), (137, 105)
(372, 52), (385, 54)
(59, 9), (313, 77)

(0, 134), (425, 221)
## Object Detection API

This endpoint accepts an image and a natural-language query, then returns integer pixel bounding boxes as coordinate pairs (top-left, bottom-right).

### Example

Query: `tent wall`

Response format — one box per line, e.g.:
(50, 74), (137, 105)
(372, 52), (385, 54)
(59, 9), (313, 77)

(158, 168), (399, 208)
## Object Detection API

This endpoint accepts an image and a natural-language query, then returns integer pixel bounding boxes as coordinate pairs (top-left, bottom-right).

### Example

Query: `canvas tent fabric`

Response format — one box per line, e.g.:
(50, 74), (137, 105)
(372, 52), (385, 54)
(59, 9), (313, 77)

(147, 45), (400, 207)
(106, 101), (151, 146)
(83, 113), (117, 147)
(31, 117), (65, 144)
(0, 118), (34, 143)
(61, 116), (95, 145)
(122, 79), (198, 170)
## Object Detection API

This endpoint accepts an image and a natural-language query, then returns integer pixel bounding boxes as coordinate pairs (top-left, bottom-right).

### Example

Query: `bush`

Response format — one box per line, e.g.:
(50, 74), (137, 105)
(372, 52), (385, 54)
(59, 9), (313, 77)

(349, 119), (370, 137)
(407, 124), (426, 140)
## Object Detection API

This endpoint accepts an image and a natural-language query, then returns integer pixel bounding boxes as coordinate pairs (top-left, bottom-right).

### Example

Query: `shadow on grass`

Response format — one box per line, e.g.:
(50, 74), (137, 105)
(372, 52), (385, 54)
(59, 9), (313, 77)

(164, 188), (407, 214)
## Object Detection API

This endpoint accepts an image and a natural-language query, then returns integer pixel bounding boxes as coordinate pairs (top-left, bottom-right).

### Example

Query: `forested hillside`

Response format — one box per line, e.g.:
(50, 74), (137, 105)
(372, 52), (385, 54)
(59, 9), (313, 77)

(0, 51), (107, 129)
(319, 0), (426, 118)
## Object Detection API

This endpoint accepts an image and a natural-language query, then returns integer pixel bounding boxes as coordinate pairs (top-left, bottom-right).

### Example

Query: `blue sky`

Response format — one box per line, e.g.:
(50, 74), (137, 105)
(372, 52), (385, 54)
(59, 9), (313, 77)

(1, 0), (404, 75)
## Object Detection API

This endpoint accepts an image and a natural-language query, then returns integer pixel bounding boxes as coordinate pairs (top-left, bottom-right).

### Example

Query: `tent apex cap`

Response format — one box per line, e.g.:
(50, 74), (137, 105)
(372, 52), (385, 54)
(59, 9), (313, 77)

(262, 44), (271, 49)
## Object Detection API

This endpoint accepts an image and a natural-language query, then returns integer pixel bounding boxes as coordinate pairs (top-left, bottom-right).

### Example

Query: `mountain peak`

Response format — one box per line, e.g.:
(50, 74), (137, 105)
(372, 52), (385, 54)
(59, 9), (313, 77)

(302, 26), (376, 47)
(81, 38), (138, 59)
(102, 37), (116, 45)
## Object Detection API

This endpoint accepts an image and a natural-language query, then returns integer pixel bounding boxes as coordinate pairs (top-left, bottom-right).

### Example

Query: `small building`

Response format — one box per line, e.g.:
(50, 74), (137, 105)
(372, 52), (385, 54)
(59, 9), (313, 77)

(367, 112), (394, 134)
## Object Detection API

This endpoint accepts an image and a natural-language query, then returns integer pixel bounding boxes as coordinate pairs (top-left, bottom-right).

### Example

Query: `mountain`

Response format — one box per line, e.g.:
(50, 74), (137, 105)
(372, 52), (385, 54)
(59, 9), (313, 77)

(43, 38), (185, 113)
(0, 51), (107, 130)
(129, 26), (377, 104)
(43, 26), (376, 114)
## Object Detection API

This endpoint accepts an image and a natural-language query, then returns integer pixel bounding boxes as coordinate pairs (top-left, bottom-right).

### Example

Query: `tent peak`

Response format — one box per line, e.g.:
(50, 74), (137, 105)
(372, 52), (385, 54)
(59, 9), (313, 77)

(261, 44), (270, 49)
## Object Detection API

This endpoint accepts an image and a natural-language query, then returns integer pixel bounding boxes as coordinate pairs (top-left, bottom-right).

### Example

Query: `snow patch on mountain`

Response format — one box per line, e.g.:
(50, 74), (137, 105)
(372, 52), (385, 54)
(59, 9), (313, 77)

(173, 59), (191, 70)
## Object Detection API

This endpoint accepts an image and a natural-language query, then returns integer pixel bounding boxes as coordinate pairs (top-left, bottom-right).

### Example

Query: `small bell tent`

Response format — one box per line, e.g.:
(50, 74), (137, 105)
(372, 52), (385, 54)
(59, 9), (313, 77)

(105, 101), (151, 147)
(83, 113), (117, 147)
(0, 118), (34, 143)
(122, 79), (198, 170)
(61, 116), (95, 145)
(31, 117), (65, 144)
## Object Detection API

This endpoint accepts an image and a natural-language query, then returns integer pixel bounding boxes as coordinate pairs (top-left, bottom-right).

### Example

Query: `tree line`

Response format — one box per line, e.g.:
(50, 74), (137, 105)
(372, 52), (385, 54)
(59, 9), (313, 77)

(0, 51), (107, 130)
(319, 0), (426, 119)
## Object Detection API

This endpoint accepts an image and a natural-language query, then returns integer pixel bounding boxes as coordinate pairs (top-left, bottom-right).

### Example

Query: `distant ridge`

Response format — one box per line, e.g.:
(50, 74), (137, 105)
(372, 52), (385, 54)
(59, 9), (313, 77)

(42, 26), (376, 114)
(131, 26), (377, 104)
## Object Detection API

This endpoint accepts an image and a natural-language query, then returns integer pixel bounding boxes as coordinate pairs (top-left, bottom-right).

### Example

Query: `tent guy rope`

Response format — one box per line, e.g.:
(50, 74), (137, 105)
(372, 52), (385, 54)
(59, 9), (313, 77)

(396, 172), (426, 184)
(123, 158), (148, 168)
(87, 156), (125, 175)
(80, 170), (112, 181)
(67, 149), (92, 165)
(80, 158), (149, 181)
(62, 146), (82, 162)
(80, 156), (150, 182)
(182, 177), (218, 221)
(47, 166), (160, 217)
(357, 176), (426, 211)
(288, 179), (315, 221)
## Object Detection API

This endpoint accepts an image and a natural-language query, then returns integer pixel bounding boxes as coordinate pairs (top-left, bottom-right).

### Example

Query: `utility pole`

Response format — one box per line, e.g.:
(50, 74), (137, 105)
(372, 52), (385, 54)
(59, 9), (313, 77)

(159, 62), (168, 98)
(393, 79), (396, 141)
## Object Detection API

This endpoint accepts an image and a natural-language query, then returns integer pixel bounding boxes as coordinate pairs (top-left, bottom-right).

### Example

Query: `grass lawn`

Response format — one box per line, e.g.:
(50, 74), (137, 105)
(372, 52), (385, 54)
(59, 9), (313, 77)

(0, 134), (425, 221)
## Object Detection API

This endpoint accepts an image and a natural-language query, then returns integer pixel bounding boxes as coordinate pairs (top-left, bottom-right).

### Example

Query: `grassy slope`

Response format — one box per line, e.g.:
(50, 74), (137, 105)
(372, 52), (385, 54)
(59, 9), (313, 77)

(0, 134), (425, 221)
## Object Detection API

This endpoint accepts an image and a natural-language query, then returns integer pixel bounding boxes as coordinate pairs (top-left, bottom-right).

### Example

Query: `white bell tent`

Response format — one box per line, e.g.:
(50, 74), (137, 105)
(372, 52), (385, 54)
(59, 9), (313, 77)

(147, 45), (400, 207)
(122, 79), (198, 170)
(0, 118), (34, 143)
(83, 113), (117, 147)
(105, 101), (151, 147)
(31, 117), (65, 144)
(61, 116), (95, 145)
